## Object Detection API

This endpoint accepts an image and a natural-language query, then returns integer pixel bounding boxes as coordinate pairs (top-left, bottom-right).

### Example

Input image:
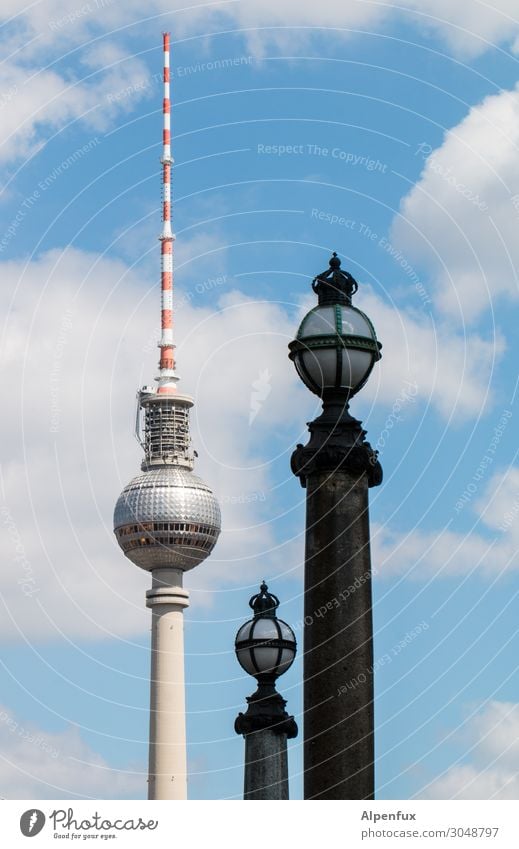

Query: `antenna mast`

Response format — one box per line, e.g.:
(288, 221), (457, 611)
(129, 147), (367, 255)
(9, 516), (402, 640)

(158, 31), (176, 394)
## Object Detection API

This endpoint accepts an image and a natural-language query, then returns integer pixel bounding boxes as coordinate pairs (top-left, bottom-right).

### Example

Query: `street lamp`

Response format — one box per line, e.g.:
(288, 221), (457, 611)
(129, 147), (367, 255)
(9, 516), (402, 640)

(289, 251), (383, 800)
(289, 252), (380, 398)
(234, 582), (298, 800)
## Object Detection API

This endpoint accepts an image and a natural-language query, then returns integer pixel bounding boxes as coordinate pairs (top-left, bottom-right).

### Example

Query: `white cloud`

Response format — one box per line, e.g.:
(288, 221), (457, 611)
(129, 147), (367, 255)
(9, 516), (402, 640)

(373, 521), (495, 579)
(356, 288), (503, 420)
(422, 701), (519, 799)
(373, 461), (519, 579)
(400, 0), (519, 58)
(2, 0), (519, 166)
(0, 40), (152, 166)
(424, 763), (519, 798)
(5, 0), (519, 58)
(166, 0), (519, 59)
(0, 704), (143, 799)
(391, 84), (519, 322)
(473, 465), (519, 532)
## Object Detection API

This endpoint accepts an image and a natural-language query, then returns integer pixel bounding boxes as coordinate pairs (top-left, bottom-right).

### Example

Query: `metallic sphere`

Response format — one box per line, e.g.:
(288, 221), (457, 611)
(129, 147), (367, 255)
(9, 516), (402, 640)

(114, 467), (221, 572)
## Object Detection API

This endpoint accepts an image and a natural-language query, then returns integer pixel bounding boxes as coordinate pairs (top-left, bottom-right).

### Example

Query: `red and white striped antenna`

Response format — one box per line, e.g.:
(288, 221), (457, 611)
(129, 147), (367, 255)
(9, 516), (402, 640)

(157, 31), (177, 394)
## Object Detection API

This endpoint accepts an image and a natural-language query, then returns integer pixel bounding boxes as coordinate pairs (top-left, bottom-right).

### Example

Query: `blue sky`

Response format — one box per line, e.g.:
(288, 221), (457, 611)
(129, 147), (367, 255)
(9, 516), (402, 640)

(2, 0), (519, 800)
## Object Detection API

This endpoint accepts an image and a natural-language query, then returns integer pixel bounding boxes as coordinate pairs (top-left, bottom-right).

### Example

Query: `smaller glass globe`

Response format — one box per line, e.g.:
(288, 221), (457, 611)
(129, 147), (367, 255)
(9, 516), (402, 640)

(235, 583), (297, 680)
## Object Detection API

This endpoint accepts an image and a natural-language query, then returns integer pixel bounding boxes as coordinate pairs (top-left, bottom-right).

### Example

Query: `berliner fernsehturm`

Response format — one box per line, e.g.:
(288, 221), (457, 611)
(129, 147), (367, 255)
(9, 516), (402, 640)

(113, 32), (221, 801)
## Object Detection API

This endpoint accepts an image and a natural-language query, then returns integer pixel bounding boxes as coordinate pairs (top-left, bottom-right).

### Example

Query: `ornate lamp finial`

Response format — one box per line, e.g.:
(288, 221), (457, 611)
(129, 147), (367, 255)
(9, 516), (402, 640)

(312, 251), (359, 305)
(249, 581), (280, 618)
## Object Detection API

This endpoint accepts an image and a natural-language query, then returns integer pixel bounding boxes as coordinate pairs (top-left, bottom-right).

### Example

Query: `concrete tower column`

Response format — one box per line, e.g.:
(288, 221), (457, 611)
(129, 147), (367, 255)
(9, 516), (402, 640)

(146, 568), (189, 800)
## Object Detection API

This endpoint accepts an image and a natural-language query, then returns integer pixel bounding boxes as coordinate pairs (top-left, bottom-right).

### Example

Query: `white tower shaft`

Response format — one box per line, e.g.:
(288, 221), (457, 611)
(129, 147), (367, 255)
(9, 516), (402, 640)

(146, 569), (189, 800)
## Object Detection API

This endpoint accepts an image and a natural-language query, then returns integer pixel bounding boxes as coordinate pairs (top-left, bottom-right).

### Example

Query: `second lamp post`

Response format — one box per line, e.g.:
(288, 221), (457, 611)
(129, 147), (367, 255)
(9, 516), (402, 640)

(235, 583), (298, 799)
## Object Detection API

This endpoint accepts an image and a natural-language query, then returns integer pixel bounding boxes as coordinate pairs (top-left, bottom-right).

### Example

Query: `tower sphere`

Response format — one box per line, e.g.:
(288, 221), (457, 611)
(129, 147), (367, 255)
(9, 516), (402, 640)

(114, 467), (221, 572)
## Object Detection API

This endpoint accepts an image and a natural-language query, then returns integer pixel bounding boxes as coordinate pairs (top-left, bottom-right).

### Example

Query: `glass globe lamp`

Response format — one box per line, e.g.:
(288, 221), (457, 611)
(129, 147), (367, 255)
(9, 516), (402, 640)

(235, 582), (296, 683)
(288, 252), (382, 399)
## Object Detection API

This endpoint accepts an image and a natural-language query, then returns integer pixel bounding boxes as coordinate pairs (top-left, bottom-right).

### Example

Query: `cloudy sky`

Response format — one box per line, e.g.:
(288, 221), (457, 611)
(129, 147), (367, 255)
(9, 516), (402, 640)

(1, 0), (519, 800)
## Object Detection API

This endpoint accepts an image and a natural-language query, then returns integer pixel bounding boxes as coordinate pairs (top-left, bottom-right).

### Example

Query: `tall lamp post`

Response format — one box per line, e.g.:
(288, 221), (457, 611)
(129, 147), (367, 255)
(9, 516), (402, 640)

(289, 252), (383, 800)
(234, 582), (298, 799)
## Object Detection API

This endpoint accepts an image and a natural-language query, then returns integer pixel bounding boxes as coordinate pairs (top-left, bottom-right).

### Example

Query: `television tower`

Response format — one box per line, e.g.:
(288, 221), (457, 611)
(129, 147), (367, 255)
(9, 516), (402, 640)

(113, 32), (221, 801)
